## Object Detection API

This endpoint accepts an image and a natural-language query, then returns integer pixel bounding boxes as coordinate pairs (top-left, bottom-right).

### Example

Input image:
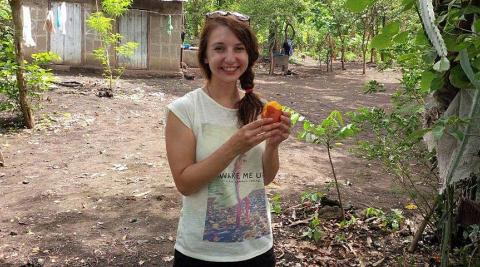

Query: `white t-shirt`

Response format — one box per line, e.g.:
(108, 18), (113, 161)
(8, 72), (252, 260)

(166, 88), (273, 262)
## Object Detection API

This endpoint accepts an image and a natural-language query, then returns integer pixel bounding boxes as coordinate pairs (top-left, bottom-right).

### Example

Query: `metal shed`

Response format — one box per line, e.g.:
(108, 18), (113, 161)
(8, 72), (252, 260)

(21, 0), (185, 76)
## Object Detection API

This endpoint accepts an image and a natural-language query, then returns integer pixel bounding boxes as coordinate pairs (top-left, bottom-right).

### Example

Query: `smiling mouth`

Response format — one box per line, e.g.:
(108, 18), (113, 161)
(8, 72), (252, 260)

(221, 66), (239, 72)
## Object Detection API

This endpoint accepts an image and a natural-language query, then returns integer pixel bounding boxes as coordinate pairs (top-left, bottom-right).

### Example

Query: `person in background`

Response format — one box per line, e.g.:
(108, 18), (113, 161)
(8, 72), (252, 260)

(282, 38), (293, 75)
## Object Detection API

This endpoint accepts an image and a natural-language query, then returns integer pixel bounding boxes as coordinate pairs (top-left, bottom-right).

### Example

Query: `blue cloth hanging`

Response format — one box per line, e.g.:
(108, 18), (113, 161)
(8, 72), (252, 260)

(55, 6), (61, 29)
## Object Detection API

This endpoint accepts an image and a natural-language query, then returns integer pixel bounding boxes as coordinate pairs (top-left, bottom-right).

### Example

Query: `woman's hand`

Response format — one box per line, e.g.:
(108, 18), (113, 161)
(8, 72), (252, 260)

(228, 118), (280, 155)
(266, 111), (291, 148)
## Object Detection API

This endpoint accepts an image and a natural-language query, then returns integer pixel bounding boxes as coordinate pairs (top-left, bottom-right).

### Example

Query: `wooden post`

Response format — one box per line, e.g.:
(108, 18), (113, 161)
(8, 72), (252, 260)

(9, 0), (34, 129)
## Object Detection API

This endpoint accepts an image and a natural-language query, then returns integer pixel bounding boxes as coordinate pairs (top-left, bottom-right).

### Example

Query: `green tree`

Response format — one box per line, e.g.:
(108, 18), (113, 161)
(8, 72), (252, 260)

(1, 0), (59, 127)
(86, 0), (138, 91)
(286, 108), (359, 221)
(325, 0), (355, 70)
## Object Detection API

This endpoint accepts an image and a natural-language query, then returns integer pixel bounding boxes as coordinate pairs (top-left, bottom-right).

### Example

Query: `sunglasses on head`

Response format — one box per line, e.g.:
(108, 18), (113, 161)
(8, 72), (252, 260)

(205, 10), (250, 23)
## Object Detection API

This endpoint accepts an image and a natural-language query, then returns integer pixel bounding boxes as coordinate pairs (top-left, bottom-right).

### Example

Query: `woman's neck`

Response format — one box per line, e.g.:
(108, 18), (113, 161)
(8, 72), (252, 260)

(206, 78), (242, 109)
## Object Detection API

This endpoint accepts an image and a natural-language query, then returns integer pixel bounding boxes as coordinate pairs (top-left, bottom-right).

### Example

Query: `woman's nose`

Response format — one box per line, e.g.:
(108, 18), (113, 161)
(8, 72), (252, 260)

(224, 49), (236, 63)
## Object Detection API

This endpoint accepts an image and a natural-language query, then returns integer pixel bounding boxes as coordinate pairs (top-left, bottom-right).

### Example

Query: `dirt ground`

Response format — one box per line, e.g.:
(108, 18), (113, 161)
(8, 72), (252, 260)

(0, 62), (431, 266)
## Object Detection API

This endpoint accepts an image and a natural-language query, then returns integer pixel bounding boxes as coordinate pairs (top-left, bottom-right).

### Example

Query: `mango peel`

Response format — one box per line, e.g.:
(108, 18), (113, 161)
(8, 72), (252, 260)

(261, 101), (283, 122)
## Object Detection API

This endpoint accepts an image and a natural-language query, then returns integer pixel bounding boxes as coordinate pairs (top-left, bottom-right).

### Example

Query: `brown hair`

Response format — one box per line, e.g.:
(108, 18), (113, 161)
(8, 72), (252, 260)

(198, 16), (263, 126)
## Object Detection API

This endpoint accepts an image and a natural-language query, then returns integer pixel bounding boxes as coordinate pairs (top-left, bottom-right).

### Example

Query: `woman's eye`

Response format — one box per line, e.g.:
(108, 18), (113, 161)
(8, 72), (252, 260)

(235, 47), (245, 51)
(214, 47), (224, 51)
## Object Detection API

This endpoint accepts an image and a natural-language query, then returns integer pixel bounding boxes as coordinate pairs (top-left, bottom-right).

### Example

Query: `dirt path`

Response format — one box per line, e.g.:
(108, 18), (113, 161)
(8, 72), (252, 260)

(0, 62), (405, 266)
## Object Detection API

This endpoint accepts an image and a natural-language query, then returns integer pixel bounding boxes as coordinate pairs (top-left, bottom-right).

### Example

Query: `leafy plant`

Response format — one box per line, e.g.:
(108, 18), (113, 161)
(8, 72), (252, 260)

(300, 191), (325, 204)
(269, 194), (282, 215)
(364, 207), (404, 231)
(365, 207), (384, 218)
(339, 215), (357, 228)
(302, 215), (323, 242)
(335, 232), (347, 242)
(363, 80), (385, 94)
(431, 116), (470, 142)
(86, 0), (138, 90)
(286, 108), (359, 221)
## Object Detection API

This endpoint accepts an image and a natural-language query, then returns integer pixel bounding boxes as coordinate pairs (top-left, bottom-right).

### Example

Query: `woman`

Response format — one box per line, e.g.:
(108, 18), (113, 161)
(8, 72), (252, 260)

(165, 11), (291, 266)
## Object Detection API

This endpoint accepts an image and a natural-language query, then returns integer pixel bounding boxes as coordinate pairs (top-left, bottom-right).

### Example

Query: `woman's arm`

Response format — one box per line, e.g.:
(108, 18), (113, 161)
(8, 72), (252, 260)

(262, 145), (279, 185)
(165, 112), (278, 196)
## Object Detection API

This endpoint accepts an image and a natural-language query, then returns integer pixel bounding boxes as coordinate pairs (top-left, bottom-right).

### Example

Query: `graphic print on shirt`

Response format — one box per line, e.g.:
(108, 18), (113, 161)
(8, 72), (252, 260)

(200, 123), (270, 242)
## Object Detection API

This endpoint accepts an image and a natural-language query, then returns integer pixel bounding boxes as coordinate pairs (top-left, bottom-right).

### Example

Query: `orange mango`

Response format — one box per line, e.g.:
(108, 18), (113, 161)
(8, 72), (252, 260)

(261, 101), (283, 122)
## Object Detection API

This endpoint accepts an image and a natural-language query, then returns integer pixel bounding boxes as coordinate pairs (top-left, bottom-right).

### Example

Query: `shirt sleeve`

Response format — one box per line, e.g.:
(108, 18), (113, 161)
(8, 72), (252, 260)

(166, 95), (194, 130)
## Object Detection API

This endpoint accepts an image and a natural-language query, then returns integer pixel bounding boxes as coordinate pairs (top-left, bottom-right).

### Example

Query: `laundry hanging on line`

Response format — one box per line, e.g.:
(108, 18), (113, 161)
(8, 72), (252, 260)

(54, 2), (67, 35)
(44, 10), (55, 34)
(21, 5), (36, 47)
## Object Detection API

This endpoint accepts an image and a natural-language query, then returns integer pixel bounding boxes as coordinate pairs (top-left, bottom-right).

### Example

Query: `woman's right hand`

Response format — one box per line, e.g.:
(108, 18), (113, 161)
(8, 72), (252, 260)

(228, 118), (280, 154)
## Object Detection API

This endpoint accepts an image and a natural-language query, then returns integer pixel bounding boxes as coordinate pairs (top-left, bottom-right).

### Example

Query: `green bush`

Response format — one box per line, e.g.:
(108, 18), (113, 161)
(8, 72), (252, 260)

(363, 80), (385, 94)
(344, 51), (357, 62)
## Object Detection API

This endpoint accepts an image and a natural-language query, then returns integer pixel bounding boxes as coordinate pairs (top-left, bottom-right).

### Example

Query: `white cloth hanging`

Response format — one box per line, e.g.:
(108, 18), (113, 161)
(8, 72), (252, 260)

(21, 6), (36, 47)
(59, 2), (67, 35)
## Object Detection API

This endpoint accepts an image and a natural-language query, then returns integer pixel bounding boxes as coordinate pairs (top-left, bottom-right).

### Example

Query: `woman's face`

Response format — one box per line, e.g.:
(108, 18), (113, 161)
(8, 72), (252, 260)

(205, 25), (249, 84)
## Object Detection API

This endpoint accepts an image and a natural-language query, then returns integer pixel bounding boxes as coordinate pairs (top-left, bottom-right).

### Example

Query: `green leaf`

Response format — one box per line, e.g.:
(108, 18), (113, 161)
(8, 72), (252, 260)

(463, 5), (480, 14)
(420, 71), (436, 92)
(449, 65), (471, 89)
(393, 31), (409, 43)
(443, 35), (460, 52)
(421, 50), (436, 65)
(383, 21), (400, 35)
(433, 56), (450, 72)
(474, 20), (480, 33)
(314, 125), (326, 136)
(401, 0), (415, 11)
(303, 121), (313, 131)
(345, 0), (374, 12)
(449, 128), (465, 141)
(291, 113), (300, 126)
(432, 125), (445, 139)
(415, 30), (429, 46)
(338, 124), (358, 138)
(459, 49), (480, 89)
(313, 230), (322, 242)
(102, 0), (133, 17)
(397, 53), (417, 62)
(371, 34), (392, 49)
(430, 75), (445, 91)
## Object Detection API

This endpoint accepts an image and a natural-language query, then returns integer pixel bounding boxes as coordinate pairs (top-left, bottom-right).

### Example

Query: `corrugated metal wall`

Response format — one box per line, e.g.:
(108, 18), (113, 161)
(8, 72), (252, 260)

(118, 9), (148, 69)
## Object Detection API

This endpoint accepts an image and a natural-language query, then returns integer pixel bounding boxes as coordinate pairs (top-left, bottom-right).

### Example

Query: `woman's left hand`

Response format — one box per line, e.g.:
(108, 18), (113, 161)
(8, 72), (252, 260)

(266, 111), (291, 148)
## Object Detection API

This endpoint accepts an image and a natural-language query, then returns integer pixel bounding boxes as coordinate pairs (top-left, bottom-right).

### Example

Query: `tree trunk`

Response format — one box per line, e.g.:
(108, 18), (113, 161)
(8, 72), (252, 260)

(318, 50), (322, 71)
(362, 50), (367, 75)
(380, 15), (386, 62)
(370, 6), (377, 63)
(9, 0), (34, 129)
(408, 196), (440, 253)
(325, 50), (330, 73)
(361, 14), (371, 75)
(330, 51), (335, 72)
(341, 46), (345, 70)
(327, 143), (345, 221)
